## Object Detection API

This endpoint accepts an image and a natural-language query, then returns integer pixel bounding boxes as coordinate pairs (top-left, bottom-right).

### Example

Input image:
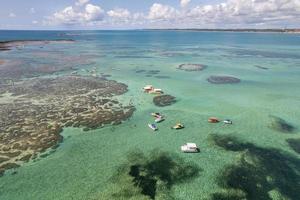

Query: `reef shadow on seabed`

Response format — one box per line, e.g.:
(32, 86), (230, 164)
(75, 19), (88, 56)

(209, 134), (300, 200)
(107, 150), (202, 200)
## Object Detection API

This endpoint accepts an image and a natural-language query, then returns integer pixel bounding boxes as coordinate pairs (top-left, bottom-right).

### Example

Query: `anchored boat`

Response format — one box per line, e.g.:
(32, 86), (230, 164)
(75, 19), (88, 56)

(148, 123), (158, 131)
(223, 119), (233, 124)
(172, 123), (184, 129)
(181, 143), (200, 153)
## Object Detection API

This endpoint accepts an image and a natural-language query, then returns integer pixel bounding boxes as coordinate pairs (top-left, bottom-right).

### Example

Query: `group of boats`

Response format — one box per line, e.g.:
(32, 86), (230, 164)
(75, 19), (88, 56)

(143, 85), (232, 153)
(148, 112), (166, 131)
(147, 113), (233, 153)
(208, 117), (233, 124)
(148, 112), (185, 131)
(143, 85), (164, 94)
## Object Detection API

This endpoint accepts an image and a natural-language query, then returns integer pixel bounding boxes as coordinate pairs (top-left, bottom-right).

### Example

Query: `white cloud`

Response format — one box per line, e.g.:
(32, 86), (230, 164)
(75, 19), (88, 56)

(186, 0), (300, 27)
(107, 8), (131, 19)
(32, 20), (38, 24)
(47, 3), (104, 25)
(75, 0), (89, 6)
(9, 12), (16, 18)
(180, 0), (191, 7)
(30, 8), (36, 14)
(148, 3), (179, 20)
(45, 0), (300, 28)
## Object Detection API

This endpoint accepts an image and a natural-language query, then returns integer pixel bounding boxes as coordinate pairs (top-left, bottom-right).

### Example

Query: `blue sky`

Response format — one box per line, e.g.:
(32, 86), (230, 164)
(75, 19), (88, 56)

(0, 0), (299, 30)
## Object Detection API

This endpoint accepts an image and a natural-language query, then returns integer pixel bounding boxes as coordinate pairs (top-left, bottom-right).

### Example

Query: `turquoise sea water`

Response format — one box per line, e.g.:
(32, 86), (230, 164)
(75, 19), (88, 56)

(0, 30), (300, 200)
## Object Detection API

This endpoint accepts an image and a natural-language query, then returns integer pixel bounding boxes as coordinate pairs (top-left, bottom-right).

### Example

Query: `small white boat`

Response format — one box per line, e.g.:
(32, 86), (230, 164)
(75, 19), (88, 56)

(151, 112), (161, 117)
(181, 143), (199, 153)
(143, 85), (154, 92)
(172, 123), (184, 130)
(148, 123), (158, 131)
(155, 117), (165, 123)
(223, 119), (233, 124)
(149, 88), (163, 94)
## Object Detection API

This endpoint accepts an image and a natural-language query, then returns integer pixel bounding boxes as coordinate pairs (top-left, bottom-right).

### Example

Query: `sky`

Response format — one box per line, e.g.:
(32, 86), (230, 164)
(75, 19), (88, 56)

(0, 0), (299, 30)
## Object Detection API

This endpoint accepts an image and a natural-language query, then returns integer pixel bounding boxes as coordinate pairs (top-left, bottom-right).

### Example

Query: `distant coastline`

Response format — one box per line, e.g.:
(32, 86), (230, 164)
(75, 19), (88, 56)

(144, 28), (300, 33)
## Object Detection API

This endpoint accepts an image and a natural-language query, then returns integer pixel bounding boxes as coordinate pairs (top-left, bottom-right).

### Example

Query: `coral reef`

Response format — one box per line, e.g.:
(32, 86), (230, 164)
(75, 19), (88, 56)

(109, 150), (201, 199)
(269, 115), (295, 133)
(153, 95), (176, 107)
(209, 134), (300, 200)
(177, 63), (206, 71)
(207, 75), (240, 84)
(0, 76), (135, 175)
(286, 138), (300, 154)
(0, 39), (74, 51)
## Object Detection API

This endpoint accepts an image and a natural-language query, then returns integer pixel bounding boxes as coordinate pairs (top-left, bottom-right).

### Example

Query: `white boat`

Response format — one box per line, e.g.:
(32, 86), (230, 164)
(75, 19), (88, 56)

(172, 123), (184, 130)
(181, 143), (199, 153)
(155, 117), (165, 123)
(148, 123), (158, 131)
(143, 85), (153, 92)
(223, 119), (233, 124)
(151, 112), (161, 118)
(149, 88), (163, 94)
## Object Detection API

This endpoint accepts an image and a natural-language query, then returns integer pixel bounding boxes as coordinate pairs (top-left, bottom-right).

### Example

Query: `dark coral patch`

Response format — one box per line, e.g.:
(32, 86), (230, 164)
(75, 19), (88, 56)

(209, 134), (300, 200)
(111, 150), (201, 199)
(177, 63), (206, 71)
(286, 138), (300, 154)
(207, 75), (240, 84)
(153, 95), (176, 107)
(269, 115), (295, 133)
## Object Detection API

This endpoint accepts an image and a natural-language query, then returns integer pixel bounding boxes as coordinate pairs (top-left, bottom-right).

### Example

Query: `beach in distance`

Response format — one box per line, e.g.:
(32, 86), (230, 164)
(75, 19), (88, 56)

(0, 30), (300, 200)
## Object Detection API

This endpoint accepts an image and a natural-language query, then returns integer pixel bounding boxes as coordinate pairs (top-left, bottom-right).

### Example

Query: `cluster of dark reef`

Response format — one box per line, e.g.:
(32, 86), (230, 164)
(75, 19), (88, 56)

(177, 63), (206, 72)
(207, 75), (241, 84)
(268, 115), (295, 133)
(134, 69), (170, 79)
(0, 55), (93, 81)
(286, 138), (300, 154)
(153, 95), (176, 107)
(209, 134), (300, 200)
(111, 150), (201, 199)
(0, 39), (74, 51)
(0, 75), (135, 176)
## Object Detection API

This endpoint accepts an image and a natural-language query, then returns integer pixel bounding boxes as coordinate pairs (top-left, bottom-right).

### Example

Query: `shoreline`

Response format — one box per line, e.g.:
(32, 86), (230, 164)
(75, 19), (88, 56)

(143, 28), (300, 34)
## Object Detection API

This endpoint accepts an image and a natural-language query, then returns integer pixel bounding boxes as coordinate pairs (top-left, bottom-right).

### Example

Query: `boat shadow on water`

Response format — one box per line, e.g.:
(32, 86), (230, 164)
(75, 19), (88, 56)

(209, 134), (300, 200)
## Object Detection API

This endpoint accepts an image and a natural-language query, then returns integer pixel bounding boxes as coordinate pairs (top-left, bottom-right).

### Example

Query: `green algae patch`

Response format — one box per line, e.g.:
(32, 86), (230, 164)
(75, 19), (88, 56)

(209, 134), (300, 200)
(107, 150), (201, 200)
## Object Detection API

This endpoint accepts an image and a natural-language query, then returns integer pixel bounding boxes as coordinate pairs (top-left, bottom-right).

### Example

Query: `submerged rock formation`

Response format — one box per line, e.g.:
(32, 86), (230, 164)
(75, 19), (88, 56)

(0, 75), (135, 176)
(0, 39), (74, 51)
(153, 95), (176, 107)
(207, 75), (241, 84)
(177, 63), (206, 71)
(209, 134), (300, 200)
(286, 138), (300, 154)
(269, 115), (295, 133)
(108, 150), (201, 199)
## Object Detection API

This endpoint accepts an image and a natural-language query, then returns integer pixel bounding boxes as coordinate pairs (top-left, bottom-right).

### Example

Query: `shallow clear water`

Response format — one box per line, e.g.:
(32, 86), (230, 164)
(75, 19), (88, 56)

(0, 30), (300, 200)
